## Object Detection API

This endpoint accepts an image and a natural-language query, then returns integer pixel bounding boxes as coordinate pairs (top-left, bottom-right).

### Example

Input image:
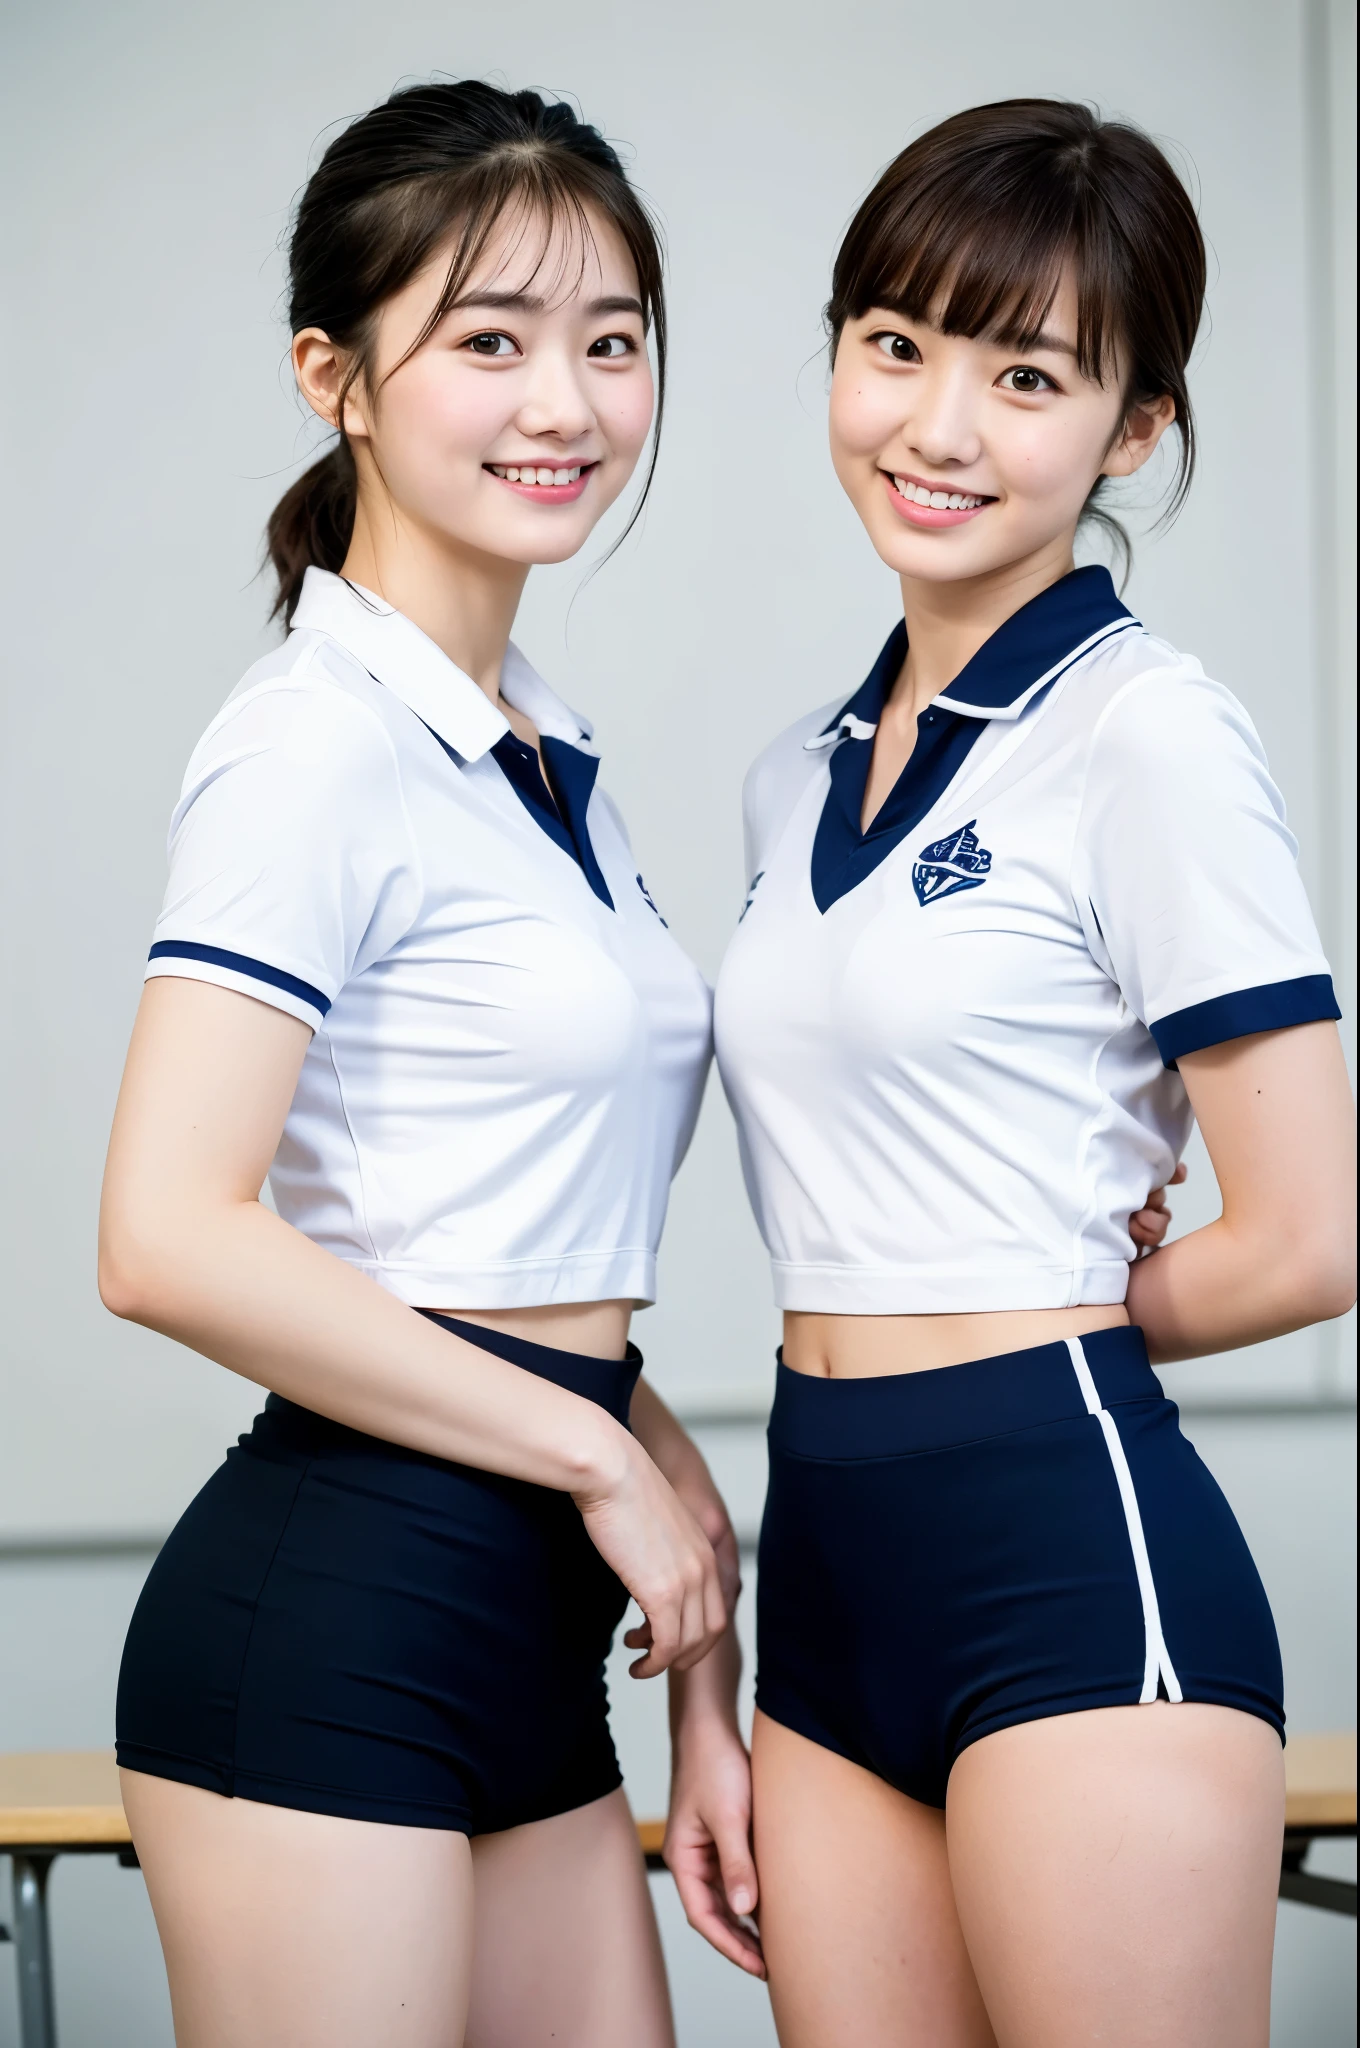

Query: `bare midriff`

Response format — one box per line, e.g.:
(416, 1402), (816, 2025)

(414, 1299), (634, 1362)
(783, 1303), (1131, 1379)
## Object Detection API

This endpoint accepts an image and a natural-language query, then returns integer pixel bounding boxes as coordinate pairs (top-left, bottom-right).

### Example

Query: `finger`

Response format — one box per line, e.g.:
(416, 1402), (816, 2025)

(674, 1574), (712, 1671)
(631, 1600), (679, 1679)
(712, 1810), (759, 1921)
(669, 1857), (766, 1976)
(623, 1622), (653, 1650)
(1170, 1161), (1189, 1185)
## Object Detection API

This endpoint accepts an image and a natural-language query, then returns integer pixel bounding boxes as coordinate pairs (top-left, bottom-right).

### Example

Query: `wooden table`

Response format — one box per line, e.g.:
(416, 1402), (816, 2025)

(2, 1740), (1353, 2048)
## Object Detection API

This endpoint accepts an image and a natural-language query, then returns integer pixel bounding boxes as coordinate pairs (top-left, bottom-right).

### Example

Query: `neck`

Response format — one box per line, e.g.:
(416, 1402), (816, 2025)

(340, 500), (530, 703)
(895, 533), (1076, 717)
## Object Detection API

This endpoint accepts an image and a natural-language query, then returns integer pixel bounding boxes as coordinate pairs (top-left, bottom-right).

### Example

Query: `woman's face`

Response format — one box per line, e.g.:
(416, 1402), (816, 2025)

(827, 274), (1173, 586)
(298, 204), (655, 568)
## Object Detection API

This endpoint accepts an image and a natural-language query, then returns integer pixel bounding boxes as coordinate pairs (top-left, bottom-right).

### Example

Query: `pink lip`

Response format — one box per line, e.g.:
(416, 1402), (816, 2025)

(485, 463), (596, 505)
(882, 471), (992, 528)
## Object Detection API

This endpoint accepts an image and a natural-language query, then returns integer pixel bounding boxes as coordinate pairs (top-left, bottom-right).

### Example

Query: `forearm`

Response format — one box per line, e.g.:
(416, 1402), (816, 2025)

(1127, 1214), (1355, 1366)
(670, 1624), (743, 1745)
(630, 1375), (708, 1487)
(101, 1195), (626, 1492)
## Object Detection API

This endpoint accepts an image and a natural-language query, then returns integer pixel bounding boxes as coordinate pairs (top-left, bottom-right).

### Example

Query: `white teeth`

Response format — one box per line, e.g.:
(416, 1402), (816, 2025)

(893, 474), (986, 510)
(493, 462), (586, 486)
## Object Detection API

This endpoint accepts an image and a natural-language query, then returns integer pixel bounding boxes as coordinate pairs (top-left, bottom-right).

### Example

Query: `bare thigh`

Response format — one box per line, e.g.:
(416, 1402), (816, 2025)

(121, 1768), (473, 2048)
(751, 1710), (997, 2048)
(466, 1786), (673, 2048)
(946, 1703), (1284, 2048)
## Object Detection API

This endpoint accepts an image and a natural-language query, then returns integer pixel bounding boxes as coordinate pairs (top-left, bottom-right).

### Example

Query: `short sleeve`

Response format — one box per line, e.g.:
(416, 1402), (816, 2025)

(1074, 669), (1339, 1065)
(145, 682), (422, 1030)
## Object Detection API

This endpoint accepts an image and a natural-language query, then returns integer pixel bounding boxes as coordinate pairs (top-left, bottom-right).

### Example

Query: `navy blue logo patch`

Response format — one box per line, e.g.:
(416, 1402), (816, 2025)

(636, 874), (668, 927)
(738, 871), (765, 923)
(912, 820), (992, 907)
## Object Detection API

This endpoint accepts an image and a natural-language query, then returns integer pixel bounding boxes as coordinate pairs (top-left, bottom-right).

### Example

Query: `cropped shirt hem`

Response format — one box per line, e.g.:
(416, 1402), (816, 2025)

(771, 1258), (1131, 1315)
(355, 1250), (658, 1310)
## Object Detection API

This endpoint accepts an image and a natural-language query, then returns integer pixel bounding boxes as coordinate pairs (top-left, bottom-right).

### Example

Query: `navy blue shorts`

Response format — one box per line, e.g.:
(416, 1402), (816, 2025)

(116, 1317), (640, 1835)
(756, 1326), (1283, 1808)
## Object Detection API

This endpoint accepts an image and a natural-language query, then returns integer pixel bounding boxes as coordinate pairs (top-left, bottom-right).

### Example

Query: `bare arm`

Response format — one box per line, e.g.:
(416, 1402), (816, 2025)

(629, 1380), (764, 1974)
(99, 976), (724, 1675)
(1126, 1021), (1356, 1364)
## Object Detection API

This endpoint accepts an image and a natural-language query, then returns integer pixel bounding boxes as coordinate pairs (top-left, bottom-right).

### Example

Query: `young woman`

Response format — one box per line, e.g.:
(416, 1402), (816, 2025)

(711, 101), (1356, 2046)
(99, 80), (754, 2048)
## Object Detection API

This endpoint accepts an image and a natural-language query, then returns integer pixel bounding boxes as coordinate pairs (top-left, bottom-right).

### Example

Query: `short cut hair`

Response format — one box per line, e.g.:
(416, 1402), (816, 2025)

(827, 100), (1207, 559)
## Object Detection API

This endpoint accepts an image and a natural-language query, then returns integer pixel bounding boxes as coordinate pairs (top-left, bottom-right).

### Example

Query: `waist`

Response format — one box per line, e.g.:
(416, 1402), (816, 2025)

(416, 1299), (633, 1362)
(262, 1313), (643, 1451)
(783, 1304), (1130, 1378)
(769, 1325), (1160, 1461)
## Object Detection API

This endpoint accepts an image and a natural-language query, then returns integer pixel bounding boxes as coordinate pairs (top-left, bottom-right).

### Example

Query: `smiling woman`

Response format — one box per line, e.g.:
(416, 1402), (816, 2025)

(707, 97), (1354, 2048)
(98, 77), (747, 2048)
(267, 81), (667, 625)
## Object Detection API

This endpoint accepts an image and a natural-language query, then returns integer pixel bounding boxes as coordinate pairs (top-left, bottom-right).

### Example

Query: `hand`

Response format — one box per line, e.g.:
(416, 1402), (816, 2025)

(669, 1456), (742, 1622)
(1130, 1160), (1188, 1252)
(573, 1434), (727, 1679)
(665, 1715), (765, 1977)
(628, 1380), (742, 1619)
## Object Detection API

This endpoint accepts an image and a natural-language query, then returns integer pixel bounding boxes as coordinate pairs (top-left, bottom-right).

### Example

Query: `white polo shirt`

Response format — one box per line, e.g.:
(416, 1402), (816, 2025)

(714, 566), (1338, 1314)
(146, 569), (713, 1308)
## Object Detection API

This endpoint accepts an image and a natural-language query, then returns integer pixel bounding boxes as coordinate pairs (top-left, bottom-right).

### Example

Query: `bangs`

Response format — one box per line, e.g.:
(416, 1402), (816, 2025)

(346, 149), (660, 393)
(838, 159), (1119, 382)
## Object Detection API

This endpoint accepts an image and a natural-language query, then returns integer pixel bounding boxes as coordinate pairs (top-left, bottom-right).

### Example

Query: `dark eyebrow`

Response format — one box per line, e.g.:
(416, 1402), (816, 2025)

(450, 290), (645, 319)
(999, 327), (1078, 359)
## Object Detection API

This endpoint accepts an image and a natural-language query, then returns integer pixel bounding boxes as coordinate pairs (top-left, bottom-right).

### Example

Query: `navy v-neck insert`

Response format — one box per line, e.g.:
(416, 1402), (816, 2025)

(809, 567), (1135, 913)
(430, 726), (616, 910)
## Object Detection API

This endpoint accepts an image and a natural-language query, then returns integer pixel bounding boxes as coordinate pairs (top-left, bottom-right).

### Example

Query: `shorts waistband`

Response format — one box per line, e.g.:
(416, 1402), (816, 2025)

(417, 1312), (642, 1426)
(262, 1313), (642, 1449)
(768, 1324), (1161, 1462)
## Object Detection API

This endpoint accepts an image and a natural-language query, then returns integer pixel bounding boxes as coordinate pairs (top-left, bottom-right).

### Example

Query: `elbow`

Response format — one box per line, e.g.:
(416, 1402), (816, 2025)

(1279, 1232), (1357, 1327)
(98, 1245), (155, 1324)
(97, 1218), (176, 1326)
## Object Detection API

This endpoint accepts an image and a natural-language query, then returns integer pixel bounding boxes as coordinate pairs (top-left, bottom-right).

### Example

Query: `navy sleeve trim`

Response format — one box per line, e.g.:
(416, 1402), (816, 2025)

(1151, 974), (1339, 1065)
(147, 941), (332, 1017)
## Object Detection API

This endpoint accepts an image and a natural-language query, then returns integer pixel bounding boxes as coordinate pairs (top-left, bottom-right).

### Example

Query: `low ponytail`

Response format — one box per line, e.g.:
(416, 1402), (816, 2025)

(266, 441), (357, 625)
(264, 79), (667, 628)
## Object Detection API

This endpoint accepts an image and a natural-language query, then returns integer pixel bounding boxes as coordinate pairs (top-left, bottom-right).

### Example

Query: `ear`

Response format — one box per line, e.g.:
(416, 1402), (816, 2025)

(292, 330), (371, 443)
(1101, 392), (1177, 479)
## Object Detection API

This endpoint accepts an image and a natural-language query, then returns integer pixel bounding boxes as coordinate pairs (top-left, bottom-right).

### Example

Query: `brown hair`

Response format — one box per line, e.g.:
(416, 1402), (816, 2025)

(267, 80), (667, 624)
(827, 99), (1207, 564)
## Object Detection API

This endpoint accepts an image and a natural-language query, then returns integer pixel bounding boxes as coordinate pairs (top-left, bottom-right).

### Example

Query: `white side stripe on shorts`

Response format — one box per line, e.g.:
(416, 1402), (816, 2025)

(1066, 1338), (1183, 1706)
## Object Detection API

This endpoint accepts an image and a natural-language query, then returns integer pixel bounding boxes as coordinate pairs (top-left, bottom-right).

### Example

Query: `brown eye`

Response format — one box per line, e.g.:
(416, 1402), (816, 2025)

(466, 332), (515, 357)
(874, 332), (921, 364)
(999, 364), (1055, 393)
(587, 334), (633, 358)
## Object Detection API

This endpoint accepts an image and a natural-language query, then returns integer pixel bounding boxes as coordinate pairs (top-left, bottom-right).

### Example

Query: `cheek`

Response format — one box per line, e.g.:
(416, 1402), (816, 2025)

(829, 376), (892, 459)
(595, 370), (654, 461)
(380, 362), (508, 483)
(996, 409), (1111, 510)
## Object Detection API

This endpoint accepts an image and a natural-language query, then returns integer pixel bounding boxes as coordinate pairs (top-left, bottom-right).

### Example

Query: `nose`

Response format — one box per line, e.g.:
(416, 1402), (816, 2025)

(901, 358), (983, 472)
(514, 345), (596, 446)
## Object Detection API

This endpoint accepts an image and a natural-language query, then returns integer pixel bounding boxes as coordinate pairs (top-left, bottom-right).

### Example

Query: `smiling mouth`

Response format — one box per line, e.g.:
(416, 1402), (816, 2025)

(486, 462), (596, 489)
(882, 470), (995, 528)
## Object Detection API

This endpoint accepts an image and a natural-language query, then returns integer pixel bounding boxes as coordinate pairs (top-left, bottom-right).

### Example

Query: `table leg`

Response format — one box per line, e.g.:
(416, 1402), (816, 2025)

(11, 1854), (57, 2048)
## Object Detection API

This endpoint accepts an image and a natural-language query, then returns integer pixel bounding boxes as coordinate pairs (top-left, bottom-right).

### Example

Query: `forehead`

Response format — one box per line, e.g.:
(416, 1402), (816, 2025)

(454, 198), (639, 309)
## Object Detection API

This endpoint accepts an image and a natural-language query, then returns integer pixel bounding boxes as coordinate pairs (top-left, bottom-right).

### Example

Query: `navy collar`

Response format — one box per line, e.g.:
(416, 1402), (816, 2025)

(807, 565), (1137, 751)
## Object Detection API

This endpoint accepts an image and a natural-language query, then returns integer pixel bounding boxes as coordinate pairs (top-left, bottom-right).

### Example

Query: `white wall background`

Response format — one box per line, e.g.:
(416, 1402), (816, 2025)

(1, 1), (1354, 2042)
